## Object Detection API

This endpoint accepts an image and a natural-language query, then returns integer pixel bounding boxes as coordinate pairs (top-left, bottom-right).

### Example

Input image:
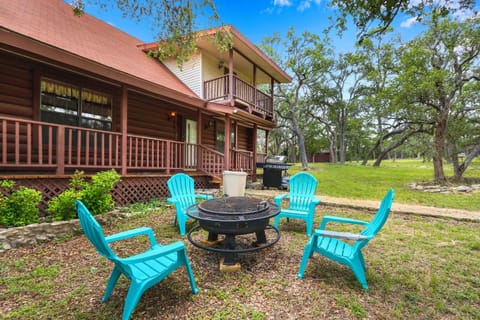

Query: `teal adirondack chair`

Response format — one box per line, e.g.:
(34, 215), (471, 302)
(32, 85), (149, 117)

(75, 200), (199, 320)
(167, 173), (214, 236)
(297, 189), (394, 289)
(273, 172), (320, 236)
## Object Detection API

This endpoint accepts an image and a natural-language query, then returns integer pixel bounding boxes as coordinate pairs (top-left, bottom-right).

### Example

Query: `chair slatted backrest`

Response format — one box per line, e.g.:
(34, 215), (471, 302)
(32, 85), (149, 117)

(167, 173), (197, 211)
(76, 200), (116, 261)
(360, 189), (394, 238)
(288, 172), (318, 211)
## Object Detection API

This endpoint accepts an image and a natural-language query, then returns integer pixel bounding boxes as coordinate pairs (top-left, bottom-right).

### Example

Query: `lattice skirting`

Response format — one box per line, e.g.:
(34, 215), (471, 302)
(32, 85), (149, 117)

(1, 175), (215, 216)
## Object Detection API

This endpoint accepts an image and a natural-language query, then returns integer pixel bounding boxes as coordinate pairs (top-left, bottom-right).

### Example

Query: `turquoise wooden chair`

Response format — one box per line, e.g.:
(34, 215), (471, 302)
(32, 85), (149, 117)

(273, 172), (320, 236)
(75, 200), (199, 320)
(297, 189), (394, 289)
(167, 173), (214, 236)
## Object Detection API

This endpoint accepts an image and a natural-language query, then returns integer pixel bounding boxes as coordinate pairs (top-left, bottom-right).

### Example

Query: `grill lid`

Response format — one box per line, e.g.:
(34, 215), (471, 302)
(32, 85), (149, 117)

(197, 196), (270, 215)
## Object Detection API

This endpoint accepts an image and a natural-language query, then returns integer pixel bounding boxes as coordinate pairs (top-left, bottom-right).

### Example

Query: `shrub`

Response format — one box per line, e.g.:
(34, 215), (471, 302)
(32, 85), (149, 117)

(0, 180), (42, 227)
(80, 169), (121, 216)
(47, 169), (121, 221)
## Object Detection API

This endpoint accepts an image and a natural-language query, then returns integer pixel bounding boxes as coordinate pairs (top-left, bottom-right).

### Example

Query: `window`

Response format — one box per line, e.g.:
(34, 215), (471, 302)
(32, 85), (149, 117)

(40, 79), (112, 130)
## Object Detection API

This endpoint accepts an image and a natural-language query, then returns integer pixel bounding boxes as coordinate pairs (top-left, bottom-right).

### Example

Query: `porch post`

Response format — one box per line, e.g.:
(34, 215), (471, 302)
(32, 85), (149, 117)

(120, 86), (128, 175)
(228, 48), (234, 107)
(197, 109), (203, 171)
(224, 114), (231, 171)
(252, 124), (257, 182)
(252, 65), (256, 113)
(265, 130), (269, 157)
(56, 125), (65, 175)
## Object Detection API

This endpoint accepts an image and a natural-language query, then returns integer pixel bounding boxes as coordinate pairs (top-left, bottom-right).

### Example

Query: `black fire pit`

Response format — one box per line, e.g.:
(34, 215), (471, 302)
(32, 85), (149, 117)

(186, 196), (281, 269)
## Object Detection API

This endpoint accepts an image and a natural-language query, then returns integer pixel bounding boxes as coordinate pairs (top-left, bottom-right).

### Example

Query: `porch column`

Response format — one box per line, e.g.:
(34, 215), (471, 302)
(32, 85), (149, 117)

(120, 86), (128, 175)
(56, 125), (65, 175)
(252, 65), (256, 114)
(228, 48), (234, 107)
(265, 130), (269, 157)
(197, 109), (203, 171)
(224, 114), (231, 171)
(252, 124), (258, 182)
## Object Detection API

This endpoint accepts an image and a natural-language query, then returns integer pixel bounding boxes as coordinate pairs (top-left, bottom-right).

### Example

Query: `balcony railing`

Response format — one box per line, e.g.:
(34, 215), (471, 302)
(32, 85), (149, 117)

(0, 116), (253, 178)
(204, 75), (274, 119)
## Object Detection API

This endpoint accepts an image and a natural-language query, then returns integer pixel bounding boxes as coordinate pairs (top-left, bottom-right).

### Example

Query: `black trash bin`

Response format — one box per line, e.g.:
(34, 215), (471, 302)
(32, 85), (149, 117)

(262, 156), (291, 189)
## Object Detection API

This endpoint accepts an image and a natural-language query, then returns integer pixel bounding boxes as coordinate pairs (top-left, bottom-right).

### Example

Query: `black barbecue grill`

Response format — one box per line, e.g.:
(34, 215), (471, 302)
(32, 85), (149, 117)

(186, 196), (281, 267)
(262, 155), (291, 189)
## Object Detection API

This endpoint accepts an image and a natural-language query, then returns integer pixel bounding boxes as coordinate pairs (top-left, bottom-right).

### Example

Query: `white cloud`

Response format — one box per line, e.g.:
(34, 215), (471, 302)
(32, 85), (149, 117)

(400, 16), (419, 28)
(274, 0), (292, 7)
(298, 1), (311, 11)
(298, 0), (323, 12)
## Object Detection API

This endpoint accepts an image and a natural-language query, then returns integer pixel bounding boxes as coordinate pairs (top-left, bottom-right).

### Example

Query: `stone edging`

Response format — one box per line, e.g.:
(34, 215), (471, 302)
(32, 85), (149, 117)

(0, 211), (124, 253)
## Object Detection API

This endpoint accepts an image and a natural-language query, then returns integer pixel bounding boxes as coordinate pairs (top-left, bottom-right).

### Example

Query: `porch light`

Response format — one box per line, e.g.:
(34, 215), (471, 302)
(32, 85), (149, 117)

(233, 108), (238, 113)
(167, 111), (176, 121)
(204, 117), (214, 129)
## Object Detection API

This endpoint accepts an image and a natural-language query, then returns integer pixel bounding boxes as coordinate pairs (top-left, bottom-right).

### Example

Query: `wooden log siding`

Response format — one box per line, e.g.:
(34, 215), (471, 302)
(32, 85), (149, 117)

(203, 75), (273, 118)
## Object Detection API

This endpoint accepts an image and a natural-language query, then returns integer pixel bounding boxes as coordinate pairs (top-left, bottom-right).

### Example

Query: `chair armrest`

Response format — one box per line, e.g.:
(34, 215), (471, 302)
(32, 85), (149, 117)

(166, 197), (177, 204)
(316, 229), (369, 241)
(307, 196), (321, 212)
(105, 227), (157, 247)
(121, 241), (186, 264)
(273, 193), (289, 206)
(319, 215), (369, 230)
(195, 194), (214, 200)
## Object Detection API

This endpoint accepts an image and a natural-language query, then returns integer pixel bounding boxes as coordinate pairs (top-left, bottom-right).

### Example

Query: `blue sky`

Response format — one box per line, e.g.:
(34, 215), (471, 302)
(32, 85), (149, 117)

(82, 0), (475, 52)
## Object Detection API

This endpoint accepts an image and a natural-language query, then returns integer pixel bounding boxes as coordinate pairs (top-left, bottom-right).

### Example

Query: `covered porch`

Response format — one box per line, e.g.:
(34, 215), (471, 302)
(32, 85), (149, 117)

(0, 115), (257, 180)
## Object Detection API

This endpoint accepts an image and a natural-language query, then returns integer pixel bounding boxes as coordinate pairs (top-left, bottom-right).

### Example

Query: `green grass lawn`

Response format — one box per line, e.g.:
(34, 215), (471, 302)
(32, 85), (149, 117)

(1, 206), (479, 319)
(284, 159), (480, 211)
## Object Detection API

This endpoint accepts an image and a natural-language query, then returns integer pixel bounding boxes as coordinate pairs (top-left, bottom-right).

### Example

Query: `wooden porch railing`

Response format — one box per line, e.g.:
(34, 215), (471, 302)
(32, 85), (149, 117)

(197, 145), (224, 180)
(204, 75), (274, 118)
(0, 117), (236, 177)
(230, 149), (254, 176)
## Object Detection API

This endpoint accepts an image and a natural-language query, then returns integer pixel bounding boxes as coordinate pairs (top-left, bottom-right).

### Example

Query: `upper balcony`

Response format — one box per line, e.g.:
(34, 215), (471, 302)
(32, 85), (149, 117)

(140, 26), (291, 123)
(203, 74), (274, 119)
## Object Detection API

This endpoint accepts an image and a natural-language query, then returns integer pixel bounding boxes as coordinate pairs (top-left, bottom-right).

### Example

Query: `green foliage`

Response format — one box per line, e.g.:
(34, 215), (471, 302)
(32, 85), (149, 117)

(46, 189), (79, 222)
(72, 0), (229, 68)
(80, 169), (121, 216)
(0, 180), (42, 227)
(47, 169), (121, 221)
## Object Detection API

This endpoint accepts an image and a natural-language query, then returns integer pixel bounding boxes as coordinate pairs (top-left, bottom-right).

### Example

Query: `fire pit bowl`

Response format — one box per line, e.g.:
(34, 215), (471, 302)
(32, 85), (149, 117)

(187, 196), (280, 235)
(186, 196), (281, 269)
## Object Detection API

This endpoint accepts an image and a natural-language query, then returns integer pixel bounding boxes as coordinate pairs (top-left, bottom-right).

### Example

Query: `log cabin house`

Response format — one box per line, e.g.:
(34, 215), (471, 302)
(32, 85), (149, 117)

(0, 0), (291, 209)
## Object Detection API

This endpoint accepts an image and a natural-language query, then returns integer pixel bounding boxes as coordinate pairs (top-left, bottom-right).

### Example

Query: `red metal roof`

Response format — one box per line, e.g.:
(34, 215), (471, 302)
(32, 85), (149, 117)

(0, 0), (199, 99)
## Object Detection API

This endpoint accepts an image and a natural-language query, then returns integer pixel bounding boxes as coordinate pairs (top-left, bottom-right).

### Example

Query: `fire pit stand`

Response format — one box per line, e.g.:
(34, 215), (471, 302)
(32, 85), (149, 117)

(186, 197), (281, 269)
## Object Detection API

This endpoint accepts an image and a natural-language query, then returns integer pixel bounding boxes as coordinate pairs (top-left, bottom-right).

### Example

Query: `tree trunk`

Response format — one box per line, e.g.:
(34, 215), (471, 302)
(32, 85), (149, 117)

(432, 115), (448, 183)
(453, 143), (480, 181)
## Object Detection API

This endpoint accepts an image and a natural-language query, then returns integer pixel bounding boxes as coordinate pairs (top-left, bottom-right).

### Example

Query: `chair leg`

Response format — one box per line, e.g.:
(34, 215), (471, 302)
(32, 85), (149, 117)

(348, 258), (368, 290)
(182, 250), (199, 294)
(177, 213), (186, 236)
(306, 218), (313, 237)
(122, 282), (145, 320)
(102, 266), (121, 302)
(358, 251), (366, 270)
(273, 216), (280, 229)
(297, 238), (315, 278)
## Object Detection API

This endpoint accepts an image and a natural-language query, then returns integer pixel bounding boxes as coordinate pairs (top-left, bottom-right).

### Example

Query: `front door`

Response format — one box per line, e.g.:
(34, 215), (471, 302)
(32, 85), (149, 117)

(185, 119), (197, 168)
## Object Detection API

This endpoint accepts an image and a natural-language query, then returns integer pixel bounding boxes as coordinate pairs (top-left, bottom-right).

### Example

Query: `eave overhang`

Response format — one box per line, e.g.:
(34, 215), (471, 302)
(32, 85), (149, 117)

(1, 27), (206, 109)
